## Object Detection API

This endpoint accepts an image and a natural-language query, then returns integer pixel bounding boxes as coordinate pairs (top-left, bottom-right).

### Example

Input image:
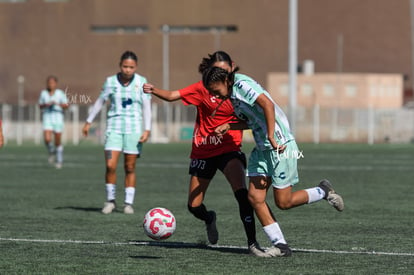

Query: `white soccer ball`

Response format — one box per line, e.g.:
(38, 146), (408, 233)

(143, 207), (176, 240)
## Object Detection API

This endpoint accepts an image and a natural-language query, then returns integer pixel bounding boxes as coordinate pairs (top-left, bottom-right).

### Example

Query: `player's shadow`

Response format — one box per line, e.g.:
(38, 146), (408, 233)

(128, 240), (248, 257)
(54, 206), (102, 212)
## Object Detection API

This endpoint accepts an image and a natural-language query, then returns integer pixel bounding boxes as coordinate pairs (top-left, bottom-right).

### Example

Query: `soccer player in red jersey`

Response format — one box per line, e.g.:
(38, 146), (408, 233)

(143, 51), (267, 257)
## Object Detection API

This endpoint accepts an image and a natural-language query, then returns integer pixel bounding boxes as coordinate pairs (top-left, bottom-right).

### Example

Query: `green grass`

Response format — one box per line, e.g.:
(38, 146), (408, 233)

(0, 143), (413, 274)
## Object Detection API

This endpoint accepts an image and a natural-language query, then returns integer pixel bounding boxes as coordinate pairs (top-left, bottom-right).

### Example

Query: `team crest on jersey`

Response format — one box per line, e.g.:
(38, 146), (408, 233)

(210, 96), (217, 103)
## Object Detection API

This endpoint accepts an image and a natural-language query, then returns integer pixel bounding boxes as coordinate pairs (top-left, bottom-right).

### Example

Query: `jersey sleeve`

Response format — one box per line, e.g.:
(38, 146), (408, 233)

(178, 81), (204, 106)
(86, 78), (111, 123)
(234, 75), (266, 106)
(99, 78), (112, 101)
(60, 89), (68, 104)
(140, 76), (152, 131)
(38, 91), (47, 104)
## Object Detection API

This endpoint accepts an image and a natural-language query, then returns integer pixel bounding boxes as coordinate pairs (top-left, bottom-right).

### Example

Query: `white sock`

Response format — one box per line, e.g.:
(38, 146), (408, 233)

(305, 187), (325, 204)
(106, 184), (116, 202)
(56, 145), (63, 164)
(47, 142), (55, 154)
(125, 187), (135, 205)
(263, 222), (287, 245)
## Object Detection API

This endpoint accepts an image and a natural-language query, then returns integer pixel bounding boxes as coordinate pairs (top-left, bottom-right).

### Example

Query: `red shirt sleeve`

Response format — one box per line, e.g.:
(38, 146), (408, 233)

(179, 81), (204, 106)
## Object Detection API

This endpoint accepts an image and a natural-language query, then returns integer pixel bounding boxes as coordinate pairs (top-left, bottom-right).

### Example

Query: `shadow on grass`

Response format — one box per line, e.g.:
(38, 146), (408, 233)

(129, 255), (162, 259)
(54, 206), (102, 212)
(128, 240), (248, 256)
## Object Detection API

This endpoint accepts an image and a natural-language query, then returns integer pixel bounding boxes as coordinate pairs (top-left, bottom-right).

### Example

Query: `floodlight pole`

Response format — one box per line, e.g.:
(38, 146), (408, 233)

(162, 24), (171, 141)
(288, 0), (298, 134)
(17, 75), (25, 146)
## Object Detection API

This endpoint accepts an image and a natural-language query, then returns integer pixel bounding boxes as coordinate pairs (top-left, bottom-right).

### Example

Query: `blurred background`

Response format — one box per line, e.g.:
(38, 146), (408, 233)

(1, 0), (414, 145)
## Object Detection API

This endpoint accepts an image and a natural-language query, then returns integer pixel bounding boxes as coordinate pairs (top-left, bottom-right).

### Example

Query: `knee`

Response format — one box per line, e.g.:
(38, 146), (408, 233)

(275, 199), (293, 210)
(124, 164), (135, 174)
(248, 192), (263, 207)
(106, 164), (117, 175)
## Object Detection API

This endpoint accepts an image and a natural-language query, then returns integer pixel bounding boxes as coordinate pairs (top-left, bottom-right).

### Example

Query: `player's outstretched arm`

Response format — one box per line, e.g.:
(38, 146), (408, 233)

(143, 83), (181, 102)
(214, 121), (248, 137)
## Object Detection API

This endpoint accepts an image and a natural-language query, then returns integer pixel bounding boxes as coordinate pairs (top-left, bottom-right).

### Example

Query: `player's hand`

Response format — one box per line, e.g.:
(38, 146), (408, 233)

(139, 130), (150, 143)
(269, 137), (287, 153)
(215, 123), (230, 137)
(82, 123), (91, 137)
(143, 83), (154, 94)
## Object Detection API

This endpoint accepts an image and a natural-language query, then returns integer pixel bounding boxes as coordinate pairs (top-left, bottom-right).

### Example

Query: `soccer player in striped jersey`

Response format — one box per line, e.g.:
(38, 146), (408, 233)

(82, 51), (151, 215)
(38, 76), (69, 169)
(203, 66), (345, 257)
(143, 51), (268, 257)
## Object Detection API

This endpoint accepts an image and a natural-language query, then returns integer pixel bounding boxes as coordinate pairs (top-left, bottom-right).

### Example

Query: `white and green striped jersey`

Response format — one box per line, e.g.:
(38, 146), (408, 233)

(38, 89), (68, 118)
(95, 73), (150, 134)
(231, 74), (294, 150)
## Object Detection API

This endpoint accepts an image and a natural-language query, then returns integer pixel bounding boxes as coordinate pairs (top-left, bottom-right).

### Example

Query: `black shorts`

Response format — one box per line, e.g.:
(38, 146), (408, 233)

(188, 151), (247, 180)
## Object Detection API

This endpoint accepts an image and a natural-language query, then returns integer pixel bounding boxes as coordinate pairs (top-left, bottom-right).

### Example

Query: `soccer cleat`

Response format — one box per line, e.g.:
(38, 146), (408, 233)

(265, 243), (292, 257)
(55, 163), (62, 169)
(123, 204), (134, 214)
(249, 242), (271, 257)
(102, 201), (116, 214)
(206, 211), (219, 245)
(48, 154), (55, 165)
(318, 179), (344, 212)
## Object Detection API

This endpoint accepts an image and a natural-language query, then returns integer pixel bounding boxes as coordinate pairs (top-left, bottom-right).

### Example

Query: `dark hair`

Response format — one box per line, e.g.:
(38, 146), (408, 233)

(198, 51), (239, 74)
(120, 51), (138, 64)
(46, 75), (58, 82)
(202, 66), (238, 92)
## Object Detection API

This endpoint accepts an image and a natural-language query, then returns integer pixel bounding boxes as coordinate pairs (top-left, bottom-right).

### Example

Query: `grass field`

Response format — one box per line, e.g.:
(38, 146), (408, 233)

(0, 142), (413, 274)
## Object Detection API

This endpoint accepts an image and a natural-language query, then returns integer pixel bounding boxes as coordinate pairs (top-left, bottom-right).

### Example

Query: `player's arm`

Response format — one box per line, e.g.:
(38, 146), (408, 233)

(59, 102), (69, 109)
(39, 97), (52, 109)
(255, 93), (286, 152)
(143, 83), (181, 102)
(82, 97), (105, 137)
(214, 120), (248, 137)
(139, 95), (152, 143)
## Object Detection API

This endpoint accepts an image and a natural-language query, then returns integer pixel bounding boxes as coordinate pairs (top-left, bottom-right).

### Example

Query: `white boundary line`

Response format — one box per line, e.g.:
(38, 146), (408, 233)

(1, 237), (413, 257)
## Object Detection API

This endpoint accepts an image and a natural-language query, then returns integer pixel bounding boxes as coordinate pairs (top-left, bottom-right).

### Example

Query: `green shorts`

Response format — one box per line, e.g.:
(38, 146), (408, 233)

(42, 114), (64, 133)
(247, 141), (300, 189)
(104, 132), (143, 155)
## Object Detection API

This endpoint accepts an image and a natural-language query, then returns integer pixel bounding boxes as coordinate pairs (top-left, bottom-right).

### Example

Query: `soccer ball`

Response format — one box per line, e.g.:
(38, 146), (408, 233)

(143, 207), (176, 240)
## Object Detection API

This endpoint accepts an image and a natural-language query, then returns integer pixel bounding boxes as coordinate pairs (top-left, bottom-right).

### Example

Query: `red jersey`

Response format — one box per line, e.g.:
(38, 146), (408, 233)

(179, 81), (243, 159)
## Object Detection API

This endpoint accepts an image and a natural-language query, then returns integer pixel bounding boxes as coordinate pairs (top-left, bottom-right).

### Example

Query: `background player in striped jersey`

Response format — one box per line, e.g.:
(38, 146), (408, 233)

(38, 76), (69, 169)
(203, 66), (344, 257)
(0, 119), (3, 148)
(143, 51), (268, 257)
(82, 51), (151, 215)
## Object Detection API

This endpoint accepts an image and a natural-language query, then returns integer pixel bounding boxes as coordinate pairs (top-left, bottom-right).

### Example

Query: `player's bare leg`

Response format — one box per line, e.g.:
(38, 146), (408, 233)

(273, 181), (344, 212)
(273, 186), (309, 210)
(187, 176), (218, 244)
(223, 158), (267, 256)
(43, 130), (54, 164)
(54, 132), (63, 169)
(102, 150), (121, 214)
(248, 176), (292, 257)
(123, 153), (137, 214)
